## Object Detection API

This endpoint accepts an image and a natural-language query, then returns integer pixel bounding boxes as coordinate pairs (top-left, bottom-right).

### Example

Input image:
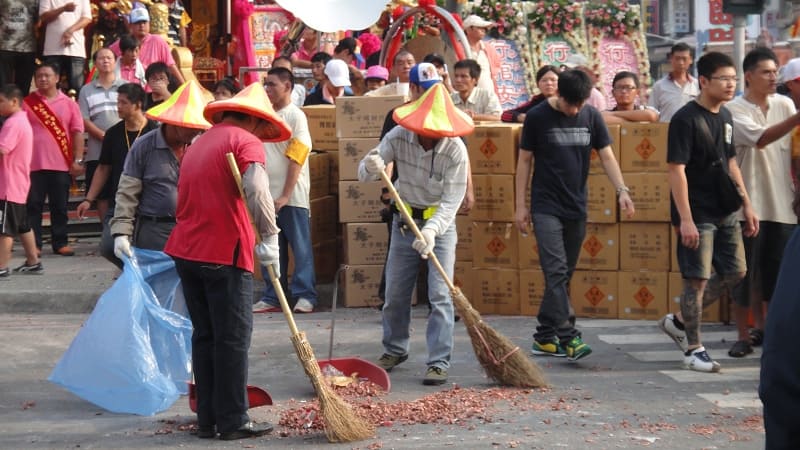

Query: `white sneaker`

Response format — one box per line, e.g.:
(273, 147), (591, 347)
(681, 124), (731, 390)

(253, 300), (281, 313)
(658, 313), (688, 353)
(683, 347), (721, 373)
(293, 298), (315, 313)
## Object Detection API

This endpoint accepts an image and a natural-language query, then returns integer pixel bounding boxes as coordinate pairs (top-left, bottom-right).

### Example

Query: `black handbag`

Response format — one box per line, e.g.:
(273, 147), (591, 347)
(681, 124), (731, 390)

(696, 116), (744, 214)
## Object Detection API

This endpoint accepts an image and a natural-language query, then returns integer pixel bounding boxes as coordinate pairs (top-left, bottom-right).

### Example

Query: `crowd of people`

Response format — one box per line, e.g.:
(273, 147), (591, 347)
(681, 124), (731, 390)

(2, 5), (800, 445)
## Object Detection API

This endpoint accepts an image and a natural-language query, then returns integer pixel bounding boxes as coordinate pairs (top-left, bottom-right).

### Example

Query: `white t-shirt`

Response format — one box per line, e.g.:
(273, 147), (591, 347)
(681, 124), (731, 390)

(263, 103), (312, 209)
(727, 94), (798, 225)
(40, 0), (92, 58)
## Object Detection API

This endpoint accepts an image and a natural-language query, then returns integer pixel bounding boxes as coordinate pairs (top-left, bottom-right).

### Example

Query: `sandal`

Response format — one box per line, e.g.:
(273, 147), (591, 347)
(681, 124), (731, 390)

(728, 339), (753, 358)
(749, 329), (764, 347)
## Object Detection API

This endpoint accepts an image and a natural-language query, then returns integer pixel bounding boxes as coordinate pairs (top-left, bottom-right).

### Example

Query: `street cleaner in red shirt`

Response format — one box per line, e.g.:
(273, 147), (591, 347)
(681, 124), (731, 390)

(163, 82), (291, 441)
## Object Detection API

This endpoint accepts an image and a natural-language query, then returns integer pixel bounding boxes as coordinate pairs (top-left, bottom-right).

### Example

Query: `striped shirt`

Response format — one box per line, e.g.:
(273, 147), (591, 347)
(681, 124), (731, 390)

(358, 126), (468, 236)
(78, 78), (125, 161)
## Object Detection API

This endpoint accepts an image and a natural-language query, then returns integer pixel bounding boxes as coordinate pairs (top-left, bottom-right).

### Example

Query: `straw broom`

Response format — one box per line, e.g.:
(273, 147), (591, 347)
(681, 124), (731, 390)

(226, 153), (374, 442)
(379, 170), (547, 388)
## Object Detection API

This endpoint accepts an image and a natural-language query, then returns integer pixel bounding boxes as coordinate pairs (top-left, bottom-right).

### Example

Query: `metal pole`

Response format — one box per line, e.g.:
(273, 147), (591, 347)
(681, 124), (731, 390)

(733, 15), (746, 94)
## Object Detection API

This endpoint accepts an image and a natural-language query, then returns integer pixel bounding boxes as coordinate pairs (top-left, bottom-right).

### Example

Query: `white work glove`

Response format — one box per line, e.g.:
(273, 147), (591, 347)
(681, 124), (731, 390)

(363, 153), (386, 175)
(255, 234), (280, 278)
(412, 228), (436, 259)
(113, 235), (132, 259)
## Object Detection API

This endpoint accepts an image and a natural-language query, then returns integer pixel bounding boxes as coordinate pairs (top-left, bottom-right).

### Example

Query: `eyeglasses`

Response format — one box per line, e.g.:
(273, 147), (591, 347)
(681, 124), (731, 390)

(710, 76), (739, 83)
(613, 86), (637, 92)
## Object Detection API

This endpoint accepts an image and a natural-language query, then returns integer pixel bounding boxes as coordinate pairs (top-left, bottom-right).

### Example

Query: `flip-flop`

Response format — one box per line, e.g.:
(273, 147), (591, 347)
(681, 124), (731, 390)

(728, 339), (753, 358)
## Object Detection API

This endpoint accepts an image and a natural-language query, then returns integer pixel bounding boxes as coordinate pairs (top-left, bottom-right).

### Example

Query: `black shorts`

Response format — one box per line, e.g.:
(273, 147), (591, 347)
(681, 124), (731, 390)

(0, 200), (31, 236)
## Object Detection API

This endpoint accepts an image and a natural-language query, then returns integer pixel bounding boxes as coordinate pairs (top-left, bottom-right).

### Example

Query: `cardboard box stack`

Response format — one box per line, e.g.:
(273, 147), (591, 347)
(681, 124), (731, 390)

(331, 96), (405, 307)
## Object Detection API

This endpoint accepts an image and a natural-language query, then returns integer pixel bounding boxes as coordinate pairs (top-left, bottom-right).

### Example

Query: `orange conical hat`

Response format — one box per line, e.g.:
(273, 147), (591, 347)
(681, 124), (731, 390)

(203, 82), (292, 142)
(392, 83), (474, 138)
(145, 80), (212, 130)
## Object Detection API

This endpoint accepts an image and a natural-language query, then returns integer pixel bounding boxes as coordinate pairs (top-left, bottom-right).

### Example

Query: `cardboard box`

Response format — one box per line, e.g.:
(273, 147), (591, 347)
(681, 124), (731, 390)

(590, 124), (621, 174)
(336, 95), (405, 138)
(308, 151), (331, 200)
(453, 261), (474, 300)
(667, 272), (720, 322)
(620, 172), (670, 222)
(465, 123), (521, 174)
(620, 123), (669, 172)
(519, 269), (545, 316)
(577, 223), (619, 270)
(670, 228), (679, 272)
(328, 151), (339, 194)
(303, 105), (338, 151)
(310, 195), (338, 243)
(455, 215), (474, 261)
(313, 239), (339, 283)
(343, 222), (389, 265)
(338, 138), (379, 180)
(617, 271), (669, 320)
(340, 264), (384, 308)
(473, 269), (520, 315)
(619, 223), (671, 271)
(587, 174), (617, 223)
(469, 174), (515, 221)
(570, 270), (619, 319)
(338, 181), (384, 223)
(472, 222), (518, 269)
(517, 230), (540, 269)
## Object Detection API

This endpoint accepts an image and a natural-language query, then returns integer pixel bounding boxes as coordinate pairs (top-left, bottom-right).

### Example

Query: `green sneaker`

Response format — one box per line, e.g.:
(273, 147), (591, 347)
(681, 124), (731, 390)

(376, 353), (408, 371)
(564, 336), (592, 361)
(422, 366), (448, 385)
(531, 338), (566, 357)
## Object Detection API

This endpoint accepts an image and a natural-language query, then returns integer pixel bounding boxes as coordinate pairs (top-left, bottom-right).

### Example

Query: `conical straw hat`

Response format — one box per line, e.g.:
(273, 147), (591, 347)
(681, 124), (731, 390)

(392, 83), (474, 138)
(145, 80), (212, 130)
(203, 82), (292, 142)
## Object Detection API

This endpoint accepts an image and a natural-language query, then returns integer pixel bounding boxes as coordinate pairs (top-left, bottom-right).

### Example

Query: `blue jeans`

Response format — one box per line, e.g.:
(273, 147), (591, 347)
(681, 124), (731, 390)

(383, 214), (456, 369)
(173, 257), (254, 433)
(532, 213), (586, 344)
(260, 206), (317, 305)
(27, 170), (71, 251)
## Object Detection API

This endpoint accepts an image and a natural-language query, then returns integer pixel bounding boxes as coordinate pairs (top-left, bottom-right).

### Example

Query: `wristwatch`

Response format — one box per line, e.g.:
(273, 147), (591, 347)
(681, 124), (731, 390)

(74, 158), (84, 166)
(616, 186), (631, 196)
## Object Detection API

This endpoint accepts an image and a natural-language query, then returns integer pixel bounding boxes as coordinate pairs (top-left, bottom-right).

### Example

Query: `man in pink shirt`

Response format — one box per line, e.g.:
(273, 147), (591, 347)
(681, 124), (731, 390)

(108, 8), (185, 86)
(0, 84), (41, 277)
(23, 61), (85, 256)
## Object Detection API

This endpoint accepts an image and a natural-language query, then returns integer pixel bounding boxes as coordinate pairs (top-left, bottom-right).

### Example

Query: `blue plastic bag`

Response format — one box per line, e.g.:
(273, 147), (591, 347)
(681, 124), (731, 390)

(49, 248), (193, 416)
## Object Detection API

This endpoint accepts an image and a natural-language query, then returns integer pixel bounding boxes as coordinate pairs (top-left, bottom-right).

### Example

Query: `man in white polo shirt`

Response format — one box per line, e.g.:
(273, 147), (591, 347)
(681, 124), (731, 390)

(650, 43), (699, 122)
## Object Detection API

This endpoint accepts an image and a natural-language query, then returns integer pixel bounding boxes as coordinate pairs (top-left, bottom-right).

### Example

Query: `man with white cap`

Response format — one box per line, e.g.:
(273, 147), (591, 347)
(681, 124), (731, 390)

(302, 58), (351, 106)
(111, 80), (210, 260)
(462, 14), (500, 97)
(164, 82), (288, 441)
(359, 66), (473, 386)
(108, 7), (185, 86)
(780, 57), (800, 110)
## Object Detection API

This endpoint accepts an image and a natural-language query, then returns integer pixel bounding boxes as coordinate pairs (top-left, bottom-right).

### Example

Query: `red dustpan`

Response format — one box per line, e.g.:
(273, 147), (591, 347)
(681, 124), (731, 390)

(188, 382), (273, 413)
(317, 266), (391, 392)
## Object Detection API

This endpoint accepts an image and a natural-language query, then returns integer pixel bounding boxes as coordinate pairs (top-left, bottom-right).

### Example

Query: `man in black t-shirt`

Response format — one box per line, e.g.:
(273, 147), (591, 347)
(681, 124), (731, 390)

(659, 52), (758, 373)
(76, 83), (157, 267)
(515, 70), (634, 361)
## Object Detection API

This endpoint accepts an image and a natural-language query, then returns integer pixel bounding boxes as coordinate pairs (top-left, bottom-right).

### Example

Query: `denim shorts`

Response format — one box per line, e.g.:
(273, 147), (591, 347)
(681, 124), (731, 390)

(675, 213), (746, 280)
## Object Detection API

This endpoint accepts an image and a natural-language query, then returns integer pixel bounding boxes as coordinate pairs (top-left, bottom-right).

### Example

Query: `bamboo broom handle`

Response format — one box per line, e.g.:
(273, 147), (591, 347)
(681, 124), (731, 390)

(378, 170), (458, 293)
(226, 152), (300, 336)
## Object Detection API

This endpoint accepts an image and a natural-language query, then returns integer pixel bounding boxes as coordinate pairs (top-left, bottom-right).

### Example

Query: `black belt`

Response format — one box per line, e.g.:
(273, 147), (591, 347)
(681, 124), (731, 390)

(137, 214), (176, 223)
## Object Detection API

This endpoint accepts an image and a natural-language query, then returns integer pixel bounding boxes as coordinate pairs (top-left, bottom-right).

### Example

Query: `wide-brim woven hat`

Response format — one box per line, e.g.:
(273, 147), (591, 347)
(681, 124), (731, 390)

(203, 82), (292, 142)
(145, 80), (212, 130)
(392, 83), (474, 138)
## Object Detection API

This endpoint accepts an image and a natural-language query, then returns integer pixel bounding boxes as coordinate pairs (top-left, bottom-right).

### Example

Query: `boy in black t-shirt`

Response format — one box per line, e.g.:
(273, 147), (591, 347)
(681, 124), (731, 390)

(659, 52), (758, 373)
(515, 70), (634, 361)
